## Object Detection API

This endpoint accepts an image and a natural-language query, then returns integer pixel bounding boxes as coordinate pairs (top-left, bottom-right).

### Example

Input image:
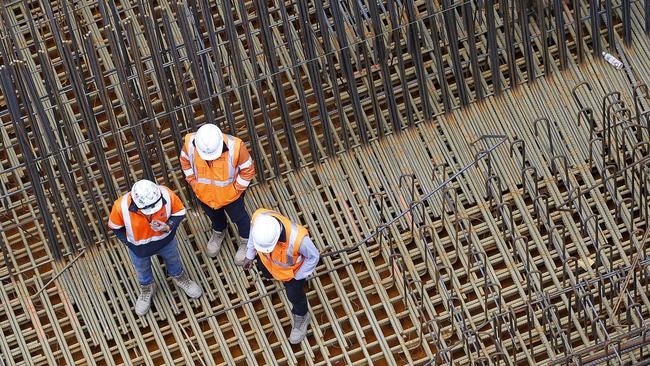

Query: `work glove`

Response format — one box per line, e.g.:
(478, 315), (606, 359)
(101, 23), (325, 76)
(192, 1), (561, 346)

(242, 258), (254, 270)
(150, 220), (170, 233)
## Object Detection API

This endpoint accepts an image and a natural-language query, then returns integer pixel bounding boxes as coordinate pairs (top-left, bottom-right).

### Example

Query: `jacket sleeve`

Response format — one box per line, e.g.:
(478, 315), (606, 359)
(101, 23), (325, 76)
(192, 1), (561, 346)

(169, 190), (186, 216)
(108, 200), (129, 244)
(108, 200), (125, 230)
(234, 140), (255, 191)
(167, 190), (186, 231)
(167, 215), (185, 232)
(293, 237), (320, 280)
(180, 137), (197, 187)
(245, 236), (257, 260)
(112, 228), (129, 245)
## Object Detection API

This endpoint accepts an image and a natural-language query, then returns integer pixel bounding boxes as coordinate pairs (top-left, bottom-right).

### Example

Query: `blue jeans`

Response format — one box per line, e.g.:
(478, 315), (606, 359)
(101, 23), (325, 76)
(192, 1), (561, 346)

(128, 238), (184, 285)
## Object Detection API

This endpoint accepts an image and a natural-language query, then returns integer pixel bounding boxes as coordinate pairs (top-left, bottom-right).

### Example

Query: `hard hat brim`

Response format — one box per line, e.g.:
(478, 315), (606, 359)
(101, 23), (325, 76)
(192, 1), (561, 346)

(139, 200), (163, 215)
(253, 240), (277, 254)
(196, 143), (223, 161)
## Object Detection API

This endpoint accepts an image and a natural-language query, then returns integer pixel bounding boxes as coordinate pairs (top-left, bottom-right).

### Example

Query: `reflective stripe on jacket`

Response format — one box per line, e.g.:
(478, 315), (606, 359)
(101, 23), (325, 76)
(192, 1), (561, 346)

(180, 132), (255, 209)
(108, 186), (186, 246)
(252, 208), (309, 282)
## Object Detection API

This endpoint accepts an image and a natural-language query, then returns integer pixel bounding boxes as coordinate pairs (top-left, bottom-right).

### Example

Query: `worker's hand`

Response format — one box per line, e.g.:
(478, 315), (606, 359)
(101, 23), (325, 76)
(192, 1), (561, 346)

(242, 258), (254, 270)
(150, 220), (170, 232)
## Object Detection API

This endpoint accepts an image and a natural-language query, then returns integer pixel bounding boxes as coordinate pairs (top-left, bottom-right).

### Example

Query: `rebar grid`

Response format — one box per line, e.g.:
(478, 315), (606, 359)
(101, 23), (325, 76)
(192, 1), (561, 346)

(0, 0), (649, 365)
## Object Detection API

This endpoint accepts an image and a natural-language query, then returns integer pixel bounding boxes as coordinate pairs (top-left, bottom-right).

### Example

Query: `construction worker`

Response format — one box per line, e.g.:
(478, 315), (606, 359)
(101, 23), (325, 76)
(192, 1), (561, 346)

(242, 208), (320, 344)
(180, 123), (255, 265)
(108, 179), (202, 316)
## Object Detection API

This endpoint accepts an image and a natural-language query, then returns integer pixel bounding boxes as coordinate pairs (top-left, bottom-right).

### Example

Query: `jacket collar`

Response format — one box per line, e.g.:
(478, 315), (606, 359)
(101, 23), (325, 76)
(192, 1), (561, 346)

(278, 225), (286, 243)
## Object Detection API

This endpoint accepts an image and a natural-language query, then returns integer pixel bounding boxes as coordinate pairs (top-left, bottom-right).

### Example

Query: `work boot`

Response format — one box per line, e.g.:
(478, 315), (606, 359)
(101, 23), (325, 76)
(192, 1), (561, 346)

(206, 230), (224, 258)
(234, 237), (248, 266)
(172, 271), (203, 299)
(134, 282), (156, 316)
(288, 313), (310, 344)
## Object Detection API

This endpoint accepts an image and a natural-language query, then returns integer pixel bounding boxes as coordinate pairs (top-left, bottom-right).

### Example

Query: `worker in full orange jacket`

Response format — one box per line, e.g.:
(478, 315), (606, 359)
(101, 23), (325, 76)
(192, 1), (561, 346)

(180, 123), (255, 265)
(108, 180), (202, 316)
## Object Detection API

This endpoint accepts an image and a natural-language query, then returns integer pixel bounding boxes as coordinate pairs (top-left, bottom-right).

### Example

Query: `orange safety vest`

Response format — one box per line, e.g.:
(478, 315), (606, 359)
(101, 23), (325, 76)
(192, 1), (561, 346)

(108, 186), (185, 246)
(253, 208), (309, 282)
(182, 132), (243, 209)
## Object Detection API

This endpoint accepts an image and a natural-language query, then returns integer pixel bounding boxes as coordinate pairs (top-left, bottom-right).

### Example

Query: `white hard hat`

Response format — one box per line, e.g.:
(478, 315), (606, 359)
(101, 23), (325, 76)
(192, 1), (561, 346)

(131, 180), (163, 215)
(251, 215), (282, 253)
(195, 123), (223, 161)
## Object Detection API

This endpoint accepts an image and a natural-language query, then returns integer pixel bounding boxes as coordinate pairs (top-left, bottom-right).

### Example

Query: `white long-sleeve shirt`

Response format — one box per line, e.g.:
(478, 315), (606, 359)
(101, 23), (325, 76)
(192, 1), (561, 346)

(246, 236), (320, 280)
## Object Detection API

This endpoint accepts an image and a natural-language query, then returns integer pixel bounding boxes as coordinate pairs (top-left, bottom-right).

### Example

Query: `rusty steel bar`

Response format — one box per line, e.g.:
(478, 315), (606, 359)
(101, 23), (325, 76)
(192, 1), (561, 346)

(441, 0), (469, 104)
(0, 65), (62, 259)
(220, 0), (269, 178)
(277, 0), (321, 162)
(2, 2), (650, 365)
(329, 1), (369, 145)
(96, 0), (154, 183)
(296, 0), (336, 155)
(348, 0), (385, 138)
(423, 2), (452, 113)
(323, 135), (507, 257)
(502, 0), (517, 89)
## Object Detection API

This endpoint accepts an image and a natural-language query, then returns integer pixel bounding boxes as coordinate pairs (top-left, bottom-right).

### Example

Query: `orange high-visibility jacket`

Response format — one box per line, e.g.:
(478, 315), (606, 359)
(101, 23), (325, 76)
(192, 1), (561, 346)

(179, 132), (255, 209)
(108, 185), (186, 247)
(252, 208), (309, 282)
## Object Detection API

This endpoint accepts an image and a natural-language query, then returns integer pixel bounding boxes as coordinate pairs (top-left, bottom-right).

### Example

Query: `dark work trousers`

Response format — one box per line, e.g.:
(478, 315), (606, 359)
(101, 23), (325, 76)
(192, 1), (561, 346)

(199, 193), (251, 239)
(256, 260), (308, 316)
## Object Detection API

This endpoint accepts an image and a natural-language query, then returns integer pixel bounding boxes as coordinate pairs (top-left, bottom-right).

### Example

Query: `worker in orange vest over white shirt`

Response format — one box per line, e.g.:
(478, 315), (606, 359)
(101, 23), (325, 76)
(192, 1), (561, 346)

(180, 123), (255, 265)
(242, 208), (320, 344)
(108, 180), (202, 316)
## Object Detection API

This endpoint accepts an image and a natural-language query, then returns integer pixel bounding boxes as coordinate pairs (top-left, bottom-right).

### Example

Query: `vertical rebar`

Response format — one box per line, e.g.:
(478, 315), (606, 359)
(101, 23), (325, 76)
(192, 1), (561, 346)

(441, 0), (470, 104)
(366, 0), (402, 130)
(424, 3), (452, 112)
(124, 21), (171, 187)
(590, 0), (602, 56)
(554, 0), (568, 69)
(574, 0), (584, 63)
(0, 65), (62, 259)
(277, 0), (322, 162)
(536, 0), (551, 76)
(296, 0), (337, 154)
(518, 0), (535, 80)
(502, 0), (518, 89)
(169, 0), (216, 125)
(348, 0), (385, 137)
(329, 1), (369, 144)
(218, 0), (269, 177)
(314, 0), (351, 150)
(229, 0), (279, 177)
(462, 1), (480, 100)
(96, 0), (155, 183)
(486, 0), (501, 94)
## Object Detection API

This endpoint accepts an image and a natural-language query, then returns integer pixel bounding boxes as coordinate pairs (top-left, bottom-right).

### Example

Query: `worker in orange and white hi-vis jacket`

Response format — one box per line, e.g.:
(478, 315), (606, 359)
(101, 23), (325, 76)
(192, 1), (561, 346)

(108, 180), (202, 316)
(242, 208), (320, 344)
(180, 123), (255, 266)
